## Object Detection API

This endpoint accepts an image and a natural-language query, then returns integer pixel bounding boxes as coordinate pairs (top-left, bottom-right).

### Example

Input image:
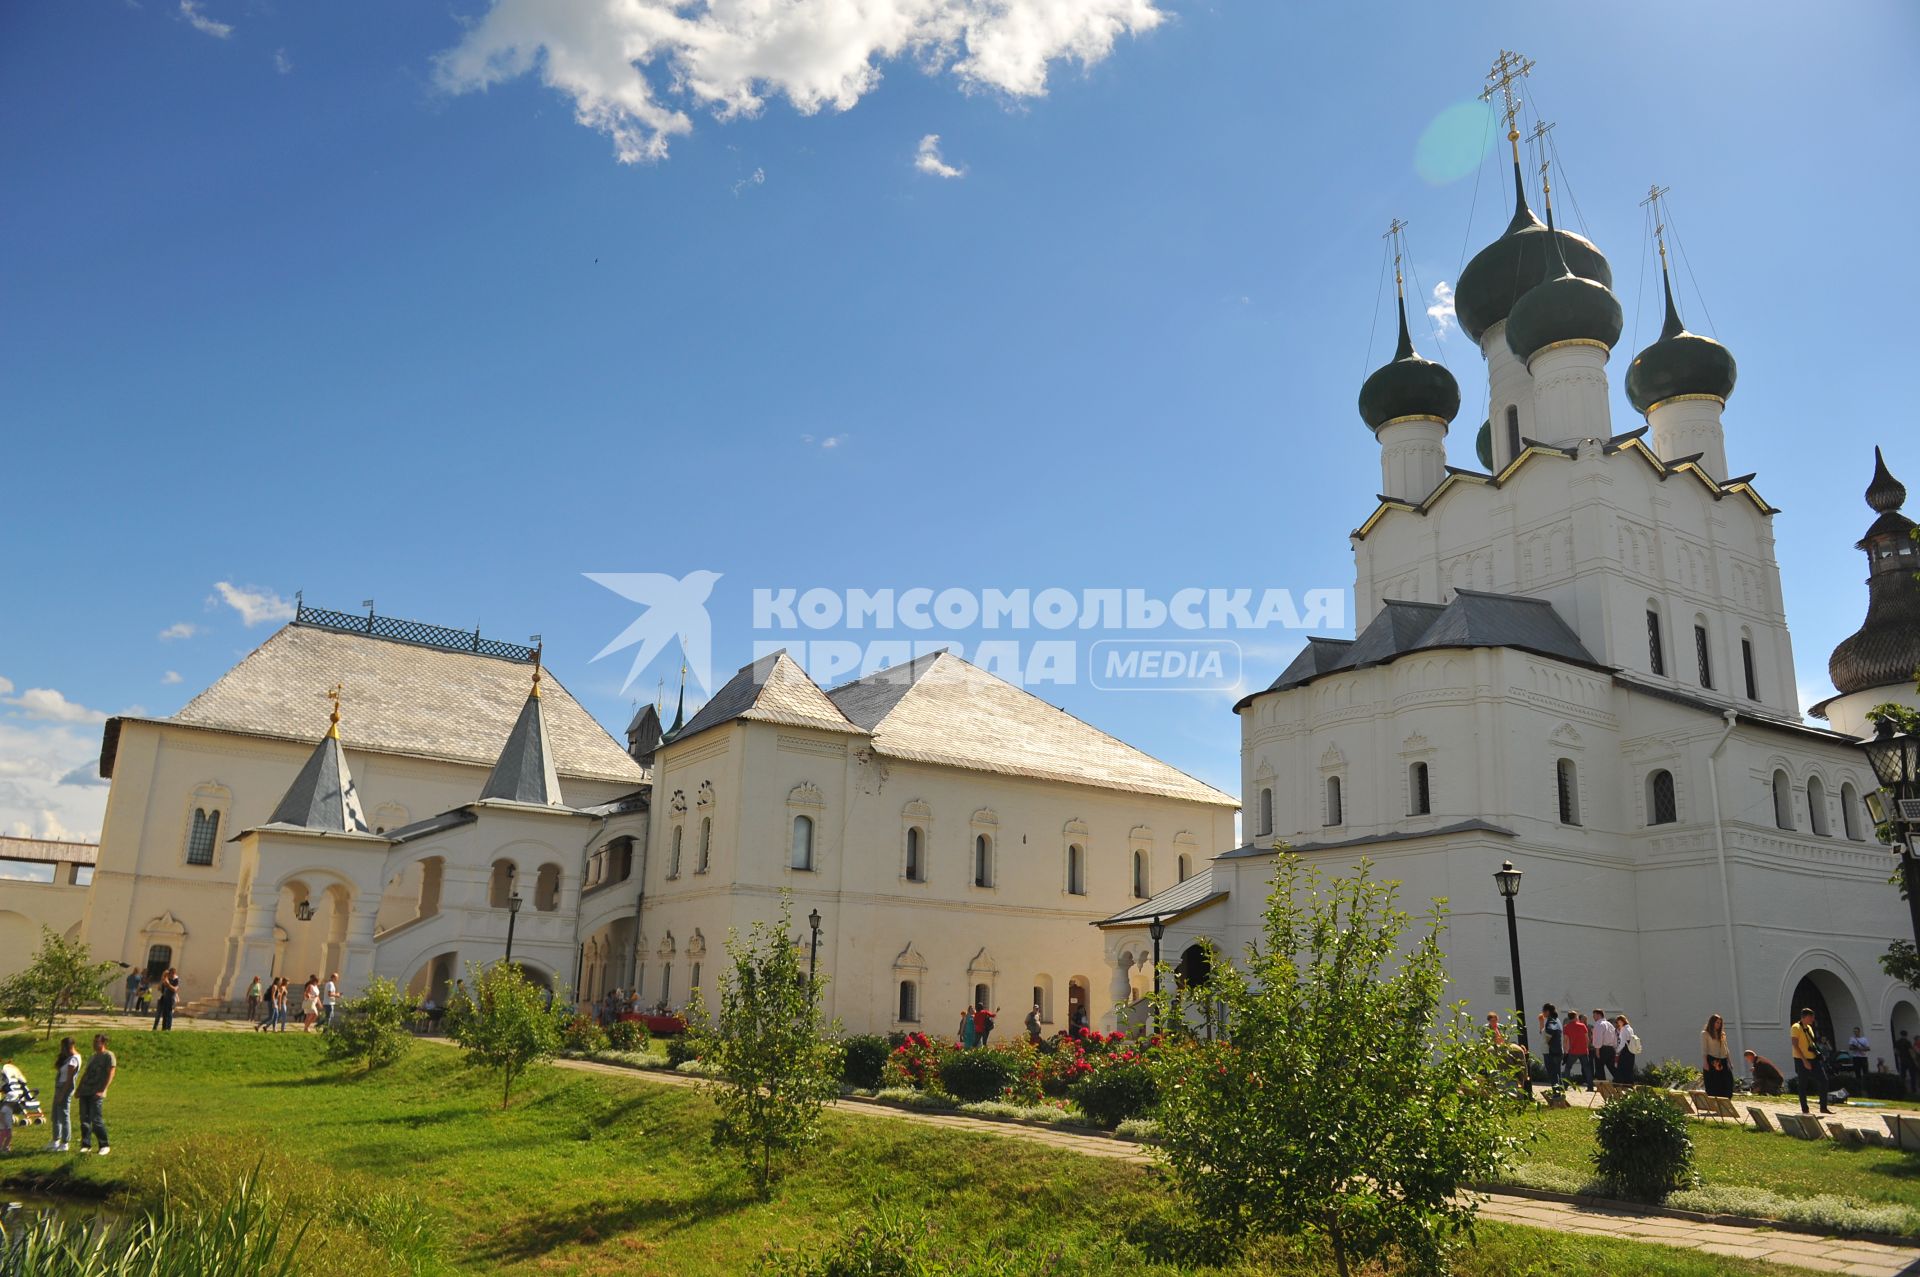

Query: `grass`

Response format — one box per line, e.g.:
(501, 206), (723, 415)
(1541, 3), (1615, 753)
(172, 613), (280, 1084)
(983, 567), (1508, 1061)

(0, 1027), (1852, 1276)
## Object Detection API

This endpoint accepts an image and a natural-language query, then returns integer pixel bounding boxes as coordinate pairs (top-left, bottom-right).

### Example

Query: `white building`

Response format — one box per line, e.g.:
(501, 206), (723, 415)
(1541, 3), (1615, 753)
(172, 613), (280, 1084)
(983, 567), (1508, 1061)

(1103, 140), (1920, 1066)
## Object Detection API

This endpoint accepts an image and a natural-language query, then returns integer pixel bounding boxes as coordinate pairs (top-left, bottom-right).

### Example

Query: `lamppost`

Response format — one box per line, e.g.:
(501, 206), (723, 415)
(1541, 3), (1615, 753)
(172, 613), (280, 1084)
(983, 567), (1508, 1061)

(294, 899), (315, 923)
(504, 892), (523, 965)
(1860, 719), (1920, 951)
(1493, 860), (1531, 1095)
(1148, 914), (1166, 1033)
(807, 908), (823, 992)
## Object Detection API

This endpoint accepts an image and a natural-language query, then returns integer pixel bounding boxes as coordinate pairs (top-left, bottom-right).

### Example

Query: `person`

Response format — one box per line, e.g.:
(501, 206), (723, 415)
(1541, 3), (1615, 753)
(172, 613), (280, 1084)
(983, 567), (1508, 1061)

(1563, 1004), (1592, 1090)
(301, 976), (321, 1031)
(0, 1093), (12, 1154)
(958, 1005), (978, 1049)
(1590, 1009), (1617, 1082)
(1790, 1007), (1831, 1115)
(1702, 1014), (1734, 1098)
(246, 976), (263, 1022)
(1847, 1026), (1871, 1080)
(123, 969), (140, 1015)
(1538, 1003), (1563, 1085)
(1896, 1030), (1917, 1094)
(134, 978), (151, 1016)
(1484, 1012), (1505, 1047)
(1745, 1049), (1785, 1095)
(1613, 1015), (1641, 1084)
(974, 1004), (997, 1047)
(1068, 1002), (1088, 1037)
(48, 1035), (80, 1152)
(75, 1033), (115, 1156)
(150, 968), (179, 1032)
(275, 978), (291, 1031)
(1025, 1004), (1043, 1043)
(323, 973), (340, 1027)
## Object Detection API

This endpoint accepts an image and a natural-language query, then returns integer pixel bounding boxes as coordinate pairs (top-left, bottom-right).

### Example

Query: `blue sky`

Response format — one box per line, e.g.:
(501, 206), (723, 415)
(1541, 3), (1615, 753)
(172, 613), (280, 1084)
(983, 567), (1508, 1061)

(4, 0), (1917, 841)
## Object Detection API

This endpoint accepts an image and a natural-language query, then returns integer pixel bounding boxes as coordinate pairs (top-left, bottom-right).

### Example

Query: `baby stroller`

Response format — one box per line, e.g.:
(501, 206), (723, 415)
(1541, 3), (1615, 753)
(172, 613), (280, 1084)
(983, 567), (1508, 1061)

(0, 1063), (43, 1125)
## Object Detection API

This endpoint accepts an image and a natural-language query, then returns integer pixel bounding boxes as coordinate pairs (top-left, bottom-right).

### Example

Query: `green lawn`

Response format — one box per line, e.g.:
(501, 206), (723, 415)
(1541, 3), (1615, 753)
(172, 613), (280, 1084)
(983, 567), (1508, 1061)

(0, 1028), (1845, 1276)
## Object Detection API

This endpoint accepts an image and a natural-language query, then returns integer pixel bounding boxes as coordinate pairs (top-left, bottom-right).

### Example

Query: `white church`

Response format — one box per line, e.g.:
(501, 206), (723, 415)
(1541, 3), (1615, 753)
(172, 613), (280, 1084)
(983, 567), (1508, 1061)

(1100, 83), (1920, 1066)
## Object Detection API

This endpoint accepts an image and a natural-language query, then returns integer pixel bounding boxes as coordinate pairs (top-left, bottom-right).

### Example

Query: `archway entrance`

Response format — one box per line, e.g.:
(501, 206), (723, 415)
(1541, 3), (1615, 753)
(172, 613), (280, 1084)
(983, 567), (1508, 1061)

(1791, 971), (1862, 1055)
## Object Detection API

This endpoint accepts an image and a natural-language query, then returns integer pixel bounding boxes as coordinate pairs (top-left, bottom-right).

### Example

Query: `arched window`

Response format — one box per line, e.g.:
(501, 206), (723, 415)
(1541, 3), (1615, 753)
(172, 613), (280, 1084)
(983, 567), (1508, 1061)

(973, 834), (993, 888)
(1741, 634), (1759, 701)
(660, 962), (673, 1004)
(1132, 850), (1148, 900)
(1842, 782), (1864, 841)
(905, 827), (924, 882)
(691, 962), (701, 992)
(185, 808), (219, 866)
(1808, 776), (1831, 836)
(1646, 606), (1666, 677)
(791, 815), (815, 871)
(1647, 769), (1677, 825)
(697, 817), (711, 873)
(1694, 618), (1714, 689)
(1556, 758), (1580, 826)
(668, 826), (683, 878)
(1324, 776), (1343, 827)
(144, 945), (172, 982)
(973, 982), (991, 1009)
(489, 859), (517, 907)
(1772, 770), (1794, 830)
(534, 862), (562, 911)
(1067, 844), (1086, 895)
(1258, 787), (1274, 837)
(1504, 405), (1521, 463)
(1177, 853), (1193, 883)
(897, 980), (919, 1023)
(1409, 762), (1431, 816)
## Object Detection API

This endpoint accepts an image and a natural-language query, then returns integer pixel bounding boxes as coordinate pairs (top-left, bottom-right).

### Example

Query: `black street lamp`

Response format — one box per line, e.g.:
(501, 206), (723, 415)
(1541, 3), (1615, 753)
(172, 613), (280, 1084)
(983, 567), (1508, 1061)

(1861, 719), (1920, 951)
(807, 908), (823, 991)
(1493, 860), (1532, 1095)
(1148, 914), (1166, 1032)
(504, 892), (523, 965)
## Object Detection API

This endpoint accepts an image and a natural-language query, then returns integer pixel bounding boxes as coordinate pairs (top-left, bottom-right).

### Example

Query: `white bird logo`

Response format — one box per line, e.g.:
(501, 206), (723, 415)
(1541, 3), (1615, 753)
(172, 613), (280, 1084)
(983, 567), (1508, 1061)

(584, 570), (722, 695)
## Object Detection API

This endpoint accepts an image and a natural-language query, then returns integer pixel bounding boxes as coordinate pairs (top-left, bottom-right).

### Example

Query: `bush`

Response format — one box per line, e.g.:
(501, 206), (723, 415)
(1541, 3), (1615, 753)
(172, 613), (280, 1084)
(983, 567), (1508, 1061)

(605, 1019), (649, 1052)
(938, 1048), (1021, 1103)
(754, 1204), (1050, 1276)
(1592, 1086), (1695, 1202)
(321, 976), (418, 1073)
(562, 1014), (609, 1055)
(666, 1035), (700, 1067)
(1072, 1062), (1158, 1128)
(1640, 1058), (1701, 1091)
(841, 1034), (890, 1090)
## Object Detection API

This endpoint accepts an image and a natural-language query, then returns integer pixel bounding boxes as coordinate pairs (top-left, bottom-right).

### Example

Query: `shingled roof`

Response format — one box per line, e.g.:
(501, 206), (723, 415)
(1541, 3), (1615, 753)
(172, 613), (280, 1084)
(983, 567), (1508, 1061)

(117, 622), (644, 784)
(671, 651), (864, 743)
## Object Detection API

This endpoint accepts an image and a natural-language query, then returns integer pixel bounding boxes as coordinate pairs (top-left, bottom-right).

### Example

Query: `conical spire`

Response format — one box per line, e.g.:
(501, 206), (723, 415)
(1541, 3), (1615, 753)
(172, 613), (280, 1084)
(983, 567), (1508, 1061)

(1658, 258), (1685, 341)
(1868, 446), (1907, 514)
(480, 656), (565, 806)
(664, 664), (687, 739)
(266, 686), (371, 833)
(1830, 449), (1920, 697)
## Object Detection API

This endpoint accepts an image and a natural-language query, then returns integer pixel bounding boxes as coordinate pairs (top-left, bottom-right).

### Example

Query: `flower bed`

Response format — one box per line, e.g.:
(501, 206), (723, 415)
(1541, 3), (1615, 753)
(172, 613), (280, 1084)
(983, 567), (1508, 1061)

(876, 1027), (1161, 1128)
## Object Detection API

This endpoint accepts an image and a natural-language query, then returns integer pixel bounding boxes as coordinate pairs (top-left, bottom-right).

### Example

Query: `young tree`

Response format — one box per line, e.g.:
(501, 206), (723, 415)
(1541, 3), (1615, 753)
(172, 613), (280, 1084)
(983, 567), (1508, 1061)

(1147, 852), (1523, 1277)
(686, 897), (842, 1196)
(0, 928), (120, 1039)
(322, 976), (421, 1073)
(443, 962), (568, 1108)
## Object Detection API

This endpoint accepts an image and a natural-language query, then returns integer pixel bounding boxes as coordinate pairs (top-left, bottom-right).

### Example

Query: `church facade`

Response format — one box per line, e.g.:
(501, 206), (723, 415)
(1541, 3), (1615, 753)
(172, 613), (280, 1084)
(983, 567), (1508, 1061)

(1103, 88), (1920, 1066)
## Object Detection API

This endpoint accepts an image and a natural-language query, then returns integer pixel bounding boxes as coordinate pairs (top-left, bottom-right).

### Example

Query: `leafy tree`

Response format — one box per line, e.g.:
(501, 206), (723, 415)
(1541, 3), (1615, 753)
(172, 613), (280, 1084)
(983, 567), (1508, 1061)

(0, 927), (120, 1039)
(1882, 940), (1920, 992)
(1591, 1087), (1695, 1202)
(321, 976), (420, 1073)
(443, 962), (569, 1108)
(1146, 852), (1524, 1277)
(686, 897), (843, 1196)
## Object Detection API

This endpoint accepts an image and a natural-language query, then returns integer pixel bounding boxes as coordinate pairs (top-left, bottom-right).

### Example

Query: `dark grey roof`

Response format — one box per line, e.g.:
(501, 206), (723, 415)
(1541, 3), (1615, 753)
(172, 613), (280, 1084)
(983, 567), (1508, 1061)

(1240, 590), (1600, 709)
(1216, 818), (1516, 860)
(384, 808), (477, 844)
(1614, 675), (1856, 744)
(1095, 868), (1229, 928)
(479, 691), (564, 806)
(263, 732), (371, 834)
(578, 788), (651, 818)
(824, 650), (944, 730)
(625, 704), (662, 757)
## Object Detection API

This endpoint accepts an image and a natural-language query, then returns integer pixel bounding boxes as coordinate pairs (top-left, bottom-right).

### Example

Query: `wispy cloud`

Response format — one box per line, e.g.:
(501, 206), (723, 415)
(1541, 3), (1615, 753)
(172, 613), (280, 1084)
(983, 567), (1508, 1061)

(179, 0), (232, 38)
(434, 0), (1164, 164)
(161, 670), (184, 685)
(1426, 280), (1457, 339)
(211, 581), (295, 626)
(273, 48), (293, 75)
(732, 167), (765, 196)
(158, 621), (199, 641)
(0, 679), (108, 725)
(914, 133), (964, 179)
(800, 433), (847, 450)
(0, 718), (108, 841)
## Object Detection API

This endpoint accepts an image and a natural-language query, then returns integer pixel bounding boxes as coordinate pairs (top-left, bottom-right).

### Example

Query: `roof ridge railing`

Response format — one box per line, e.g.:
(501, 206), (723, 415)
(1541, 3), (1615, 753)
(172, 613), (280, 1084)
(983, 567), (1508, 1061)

(293, 602), (538, 663)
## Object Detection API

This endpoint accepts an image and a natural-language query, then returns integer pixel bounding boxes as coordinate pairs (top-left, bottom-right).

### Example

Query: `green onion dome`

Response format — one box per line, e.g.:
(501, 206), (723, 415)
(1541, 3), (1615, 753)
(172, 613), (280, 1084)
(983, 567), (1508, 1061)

(1505, 265), (1624, 362)
(1454, 163), (1612, 344)
(1625, 267), (1737, 414)
(1475, 419), (1493, 470)
(1358, 295), (1461, 431)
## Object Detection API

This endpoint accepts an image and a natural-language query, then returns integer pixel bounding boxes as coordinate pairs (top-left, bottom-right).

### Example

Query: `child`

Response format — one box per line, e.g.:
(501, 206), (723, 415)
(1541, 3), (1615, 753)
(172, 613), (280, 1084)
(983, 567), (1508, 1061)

(0, 1099), (14, 1154)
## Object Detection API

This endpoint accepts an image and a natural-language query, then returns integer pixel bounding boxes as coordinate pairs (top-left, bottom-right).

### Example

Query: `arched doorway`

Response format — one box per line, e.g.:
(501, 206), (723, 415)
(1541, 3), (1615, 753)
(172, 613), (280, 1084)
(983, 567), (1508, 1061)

(1175, 943), (1212, 990)
(1791, 970), (1863, 1056)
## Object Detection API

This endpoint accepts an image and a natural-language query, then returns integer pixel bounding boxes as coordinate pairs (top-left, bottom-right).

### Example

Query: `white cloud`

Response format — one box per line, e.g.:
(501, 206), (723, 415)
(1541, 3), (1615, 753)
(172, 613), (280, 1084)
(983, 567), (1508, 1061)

(179, 0), (232, 38)
(732, 166), (766, 196)
(914, 133), (963, 178)
(800, 433), (847, 449)
(273, 48), (293, 74)
(434, 0), (1164, 164)
(158, 621), (199, 641)
(0, 720), (108, 842)
(162, 670), (184, 685)
(212, 581), (295, 626)
(1426, 280), (1457, 338)
(0, 684), (108, 724)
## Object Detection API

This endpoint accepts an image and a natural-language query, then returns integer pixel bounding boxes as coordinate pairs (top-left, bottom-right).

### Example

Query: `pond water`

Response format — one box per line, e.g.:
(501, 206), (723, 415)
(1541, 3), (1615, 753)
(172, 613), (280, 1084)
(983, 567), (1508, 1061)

(1, 1192), (118, 1227)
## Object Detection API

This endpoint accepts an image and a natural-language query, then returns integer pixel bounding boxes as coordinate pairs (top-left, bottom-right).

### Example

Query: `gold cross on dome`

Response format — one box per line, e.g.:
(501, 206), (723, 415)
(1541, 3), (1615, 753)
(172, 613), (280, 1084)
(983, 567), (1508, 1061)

(1382, 218), (1408, 294)
(1640, 183), (1672, 265)
(1479, 49), (1535, 156)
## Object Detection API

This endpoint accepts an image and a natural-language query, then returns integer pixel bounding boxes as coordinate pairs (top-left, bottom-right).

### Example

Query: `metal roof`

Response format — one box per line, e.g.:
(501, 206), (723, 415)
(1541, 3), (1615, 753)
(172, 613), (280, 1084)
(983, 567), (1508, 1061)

(669, 651), (864, 744)
(478, 691), (564, 807)
(261, 731), (371, 834)
(1095, 868), (1229, 928)
(1216, 818), (1517, 860)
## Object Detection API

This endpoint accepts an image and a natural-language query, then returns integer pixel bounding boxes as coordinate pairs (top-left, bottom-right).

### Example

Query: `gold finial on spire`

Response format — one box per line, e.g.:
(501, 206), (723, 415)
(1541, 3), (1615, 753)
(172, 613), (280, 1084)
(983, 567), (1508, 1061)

(530, 636), (544, 699)
(1480, 48), (1535, 163)
(1382, 217), (1409, 297)
(1640, 183), (1672, 269)
(325, 683), (343, 739)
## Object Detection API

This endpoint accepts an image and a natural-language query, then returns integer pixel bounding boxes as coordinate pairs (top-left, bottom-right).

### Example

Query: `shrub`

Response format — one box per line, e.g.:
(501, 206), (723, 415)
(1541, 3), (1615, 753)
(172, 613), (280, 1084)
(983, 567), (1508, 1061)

(754, 1204), (1052, 1276)
(881, 1032), (952, 1095)
(665, 1035), (700, 1067)
(605, 1019), (649, 1052)
(938, 1048), (1021, 1103)
(443, 961), (571, 1108)
(1115, 1116), (1161, 1142)
(841, 1034), (890, 1090)
(1071, 1061), (1158, 1128)
(562, 1014), (609, 1055)
(321, 976), (419, 1073)
(1640, 1058), (1701, 1091)
(1592, 1086), (1695, 1202)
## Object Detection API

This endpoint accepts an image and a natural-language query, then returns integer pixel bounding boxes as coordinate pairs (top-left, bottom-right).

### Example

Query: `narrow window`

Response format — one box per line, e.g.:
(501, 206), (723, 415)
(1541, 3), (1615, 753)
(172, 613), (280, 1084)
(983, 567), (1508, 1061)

(1808, 776), (1831, 837)
(1132, 850), (1148, 900)
(1409, 761), (1431, 816)
(791, 815), (815, 871)
(1505, 405), (1521, 463)
(1325, 776), (1343, 827)
(1259, 787), (1274, 837)
(1742, 638), (1759, 701)
(661, 962), (672, 1004)
(1646, 610), (1666, 676)
(668, 825), (682, 878)
(1177, 853), (1193, 883)
(697, 817), (711, 873)
(1067, 843), (1085, 895)
(1648, 770), (1677, 825)
(691, 962), (701, 992)
(974, 982), (991, 1009)
(186, 808), (219, 866)
(1694, 623), (1713, 689)
(905, 827), (923, 882)
(1842, 782), (1864, 841)
(973, 834), (993, 888)
(898, 980), (918, 1023)
(1772, 770), (1793, 831)
(1557, 758), (1580, 826)
(144, 945), (172, 981)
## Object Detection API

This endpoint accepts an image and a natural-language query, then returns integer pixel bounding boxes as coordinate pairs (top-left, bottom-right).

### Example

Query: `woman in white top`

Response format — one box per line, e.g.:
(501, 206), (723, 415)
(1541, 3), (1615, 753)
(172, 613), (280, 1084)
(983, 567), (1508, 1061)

(48, 1036), (81, 1151)
(301, 976), (321, 1031)
(1701, 1013), (1734, 1098)
(1613, 1015), (1643, 1084)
